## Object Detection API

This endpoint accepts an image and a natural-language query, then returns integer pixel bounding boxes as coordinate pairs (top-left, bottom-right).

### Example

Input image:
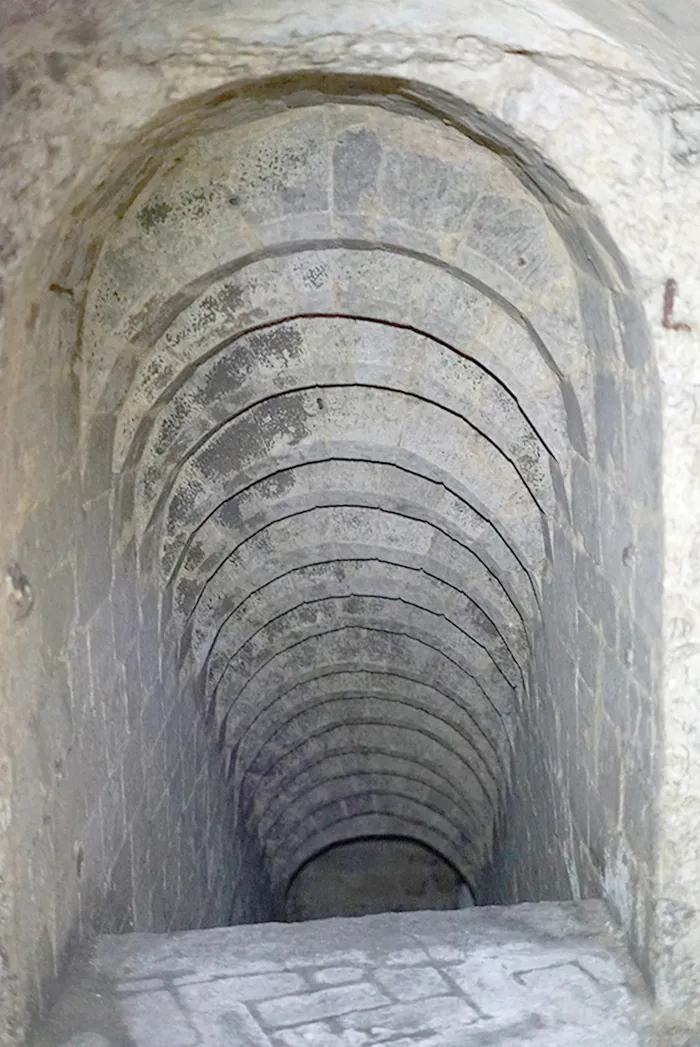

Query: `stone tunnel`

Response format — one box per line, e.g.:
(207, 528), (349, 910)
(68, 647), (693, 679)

(2, 0), (700, 1041)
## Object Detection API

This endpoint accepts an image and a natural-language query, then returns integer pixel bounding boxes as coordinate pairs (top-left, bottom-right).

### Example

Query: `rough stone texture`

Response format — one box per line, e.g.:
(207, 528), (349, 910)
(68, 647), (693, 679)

(0, 0), (699, 1042)
(27, 901), (659, 1047)
(71, 95), (655, 963)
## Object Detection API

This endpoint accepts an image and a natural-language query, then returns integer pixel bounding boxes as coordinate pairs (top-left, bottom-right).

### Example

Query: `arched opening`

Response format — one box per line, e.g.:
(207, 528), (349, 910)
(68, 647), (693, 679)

(284, 836), (470, 921)
(1, 73), (662, 1029)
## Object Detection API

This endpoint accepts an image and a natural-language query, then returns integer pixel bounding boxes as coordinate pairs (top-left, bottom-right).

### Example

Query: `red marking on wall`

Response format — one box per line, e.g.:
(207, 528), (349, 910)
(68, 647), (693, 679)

(663, 278), (692, 332)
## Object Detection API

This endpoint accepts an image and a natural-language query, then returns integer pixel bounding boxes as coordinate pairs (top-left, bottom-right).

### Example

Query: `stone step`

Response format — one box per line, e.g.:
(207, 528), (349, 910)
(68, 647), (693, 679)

(31, 901), (659, 1046)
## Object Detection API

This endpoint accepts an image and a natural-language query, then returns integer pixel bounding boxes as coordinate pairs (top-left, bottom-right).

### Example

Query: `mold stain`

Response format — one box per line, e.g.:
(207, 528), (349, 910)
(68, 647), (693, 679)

(136, 199), (173, 230)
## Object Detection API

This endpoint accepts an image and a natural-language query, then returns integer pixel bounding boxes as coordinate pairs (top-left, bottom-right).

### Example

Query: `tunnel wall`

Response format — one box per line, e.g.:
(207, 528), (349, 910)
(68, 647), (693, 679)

(1, 0), (698, 1037)
(476, 273), (662, 973)
(0, 210), (239, 1031)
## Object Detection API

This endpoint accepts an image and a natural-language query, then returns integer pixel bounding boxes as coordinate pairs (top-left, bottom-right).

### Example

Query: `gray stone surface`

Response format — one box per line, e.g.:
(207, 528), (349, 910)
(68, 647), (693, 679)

(0, 32), (676, 1046)
(29, 902), (658, 1047)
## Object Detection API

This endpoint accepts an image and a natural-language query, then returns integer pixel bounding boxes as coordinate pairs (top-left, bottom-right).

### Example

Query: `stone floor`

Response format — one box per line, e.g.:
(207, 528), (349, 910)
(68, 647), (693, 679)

(30, 901), (660, 1046)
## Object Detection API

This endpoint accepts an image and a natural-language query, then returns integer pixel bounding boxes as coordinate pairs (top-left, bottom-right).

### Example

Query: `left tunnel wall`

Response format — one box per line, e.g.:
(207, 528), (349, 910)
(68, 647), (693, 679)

(0, 190), (237, 1039)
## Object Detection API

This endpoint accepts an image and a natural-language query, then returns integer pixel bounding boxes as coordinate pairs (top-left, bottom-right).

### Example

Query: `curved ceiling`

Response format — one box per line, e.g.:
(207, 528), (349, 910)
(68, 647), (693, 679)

(82, 95), (592, 900)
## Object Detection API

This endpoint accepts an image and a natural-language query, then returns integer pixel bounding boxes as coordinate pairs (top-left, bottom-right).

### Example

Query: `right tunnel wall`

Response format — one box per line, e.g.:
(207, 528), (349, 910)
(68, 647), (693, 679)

(476, 205), (662, 981)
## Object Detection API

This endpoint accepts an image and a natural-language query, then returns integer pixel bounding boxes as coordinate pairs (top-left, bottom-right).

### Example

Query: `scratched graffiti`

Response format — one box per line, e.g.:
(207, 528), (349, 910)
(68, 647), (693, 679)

(662, 278), (691, 332)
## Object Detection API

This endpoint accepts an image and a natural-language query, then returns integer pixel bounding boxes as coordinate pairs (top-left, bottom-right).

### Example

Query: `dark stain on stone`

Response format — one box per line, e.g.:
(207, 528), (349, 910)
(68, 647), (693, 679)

(124, 293), (167, 341)
(5, 561), (33, 620)
(166, 484), (200, 535)
(62, 15), (100, 47)
(261, 390), (312, 448)
(0, 222), (18, 265)
(0, 65), (21, 104)
(178, 187), (215, 220)
(152, 398), (193, 458)
(331, 562), (348, 582)
(257, 468), (296, 500)
(301, 262), (329, 290)
(214, 499), (243, 531)
(248, 323), (305, 367)
(136, 198), (173, 231)
(197, 422), (254, 480)
(45, 52), (71, 83)
(182, 538), (207, 574)
(26, 302), (39, 330)
(662, 277), (691, 332)
(333, 126), (382, 212)
(218, 281), (246, 313)
(178, 282), (248, 346)
(201, 345), (255, 401)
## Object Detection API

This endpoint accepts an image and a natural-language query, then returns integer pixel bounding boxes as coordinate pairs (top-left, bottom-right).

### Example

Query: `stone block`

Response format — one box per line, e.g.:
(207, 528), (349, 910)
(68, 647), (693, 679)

(131, 817), (150, 882)
(86, 598), (116, 703)
(634, 688), (657, 788)
(37, 660), (74, 779)
(623, 380), (661, 512)
(632, 620), (654, 694)
(76, 492), (113, 625)
(311, 967), (365, 985)
(381, 148), (480, 239)
(254, 982), (389, 1027)
(375, 964), (450, 1000)
(614, 293), (653, 370)
(121, 731), (145, 818)
(333, 126), (381, 213)
(81, 413), (118, 503)
(466, 191), (559, 291)
(137, 594), (161, 694)
(571, 455), (600, 562)
(622, 770), (654, 868)
(597, 724), (621, 829)
(122, 989), (197, 1047)
(111, 541), (139, 662)
(575, 550), (617, 652)
(178, 971), (306, 1011)
(578, 278), (616, 361)
(103, 676), (129, 778)
(576, 609), (600, 695)
(338, 993), (479, 1036)
(77, 809), (107, 936)
(594, 369), (625, 472)
(40, 559), (77, 662)
(601, 647), (630, 735)
(51, 742), (88, 869)
(99, 771), (126, 874)
(66, 625), (93, 735)
(597, 481), (634, 601)
(549, 525), (577, 642)
(631, 520), (663, 635)
(53, 871), (80, 974)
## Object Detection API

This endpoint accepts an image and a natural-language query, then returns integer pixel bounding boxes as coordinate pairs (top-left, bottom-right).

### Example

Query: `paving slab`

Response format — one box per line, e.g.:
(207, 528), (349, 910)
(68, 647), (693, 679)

(29, 901), (659, 1046)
